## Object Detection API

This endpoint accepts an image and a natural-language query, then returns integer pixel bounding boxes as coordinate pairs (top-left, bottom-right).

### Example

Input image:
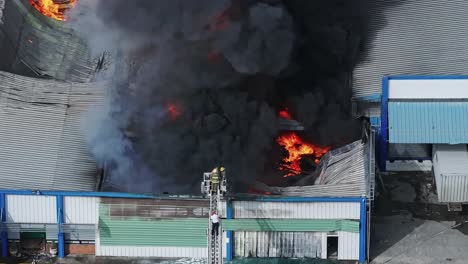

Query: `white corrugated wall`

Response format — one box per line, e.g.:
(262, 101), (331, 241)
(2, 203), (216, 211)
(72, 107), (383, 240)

(5, 195), (56, 223)
(63, 197), (98, 224)
(433, 145), (468, 202)
(438, 174), (468, 203)
(96, 246), (207, 258)
(229, 201), (360, 219)
(337, 231), (359, 260)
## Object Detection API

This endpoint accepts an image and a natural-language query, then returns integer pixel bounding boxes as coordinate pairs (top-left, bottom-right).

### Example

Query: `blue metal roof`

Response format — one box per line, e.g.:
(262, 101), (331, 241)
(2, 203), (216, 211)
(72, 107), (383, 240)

(389, 101), (468, 144)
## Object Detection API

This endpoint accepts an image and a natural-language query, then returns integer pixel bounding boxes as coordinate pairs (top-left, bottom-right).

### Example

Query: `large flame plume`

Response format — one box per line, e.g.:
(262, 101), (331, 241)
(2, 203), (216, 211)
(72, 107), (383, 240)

(29, 0), (77, 21)
(277, 108), (329, 177)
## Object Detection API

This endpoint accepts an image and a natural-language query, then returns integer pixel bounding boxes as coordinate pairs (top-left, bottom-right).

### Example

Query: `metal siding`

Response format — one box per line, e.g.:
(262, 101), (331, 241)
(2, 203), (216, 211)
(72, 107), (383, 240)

(96, 246), (207, 258)
(6, 195), (56, 223)
(0, 72), (105, 191)
(353, 0), (468, 98)
(338, 231), (359, 260)
(64, 197), (98, 224)
(232, 201), (360, 219)
(389, 102), (468, 144)
(223, 219), (359, 233)
(99, 217), (207, 247)
(437, 174), (468, 203)
(234, 231), (322, 258)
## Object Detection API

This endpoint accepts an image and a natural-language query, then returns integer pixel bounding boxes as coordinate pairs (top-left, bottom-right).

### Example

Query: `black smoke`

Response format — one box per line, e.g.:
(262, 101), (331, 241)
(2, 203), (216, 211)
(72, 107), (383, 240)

(72, 0), (378, 194)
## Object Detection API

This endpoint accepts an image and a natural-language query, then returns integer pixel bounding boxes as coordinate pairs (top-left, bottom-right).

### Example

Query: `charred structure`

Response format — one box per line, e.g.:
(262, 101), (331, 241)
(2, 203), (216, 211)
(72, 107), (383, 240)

(68, 0), (386, 194)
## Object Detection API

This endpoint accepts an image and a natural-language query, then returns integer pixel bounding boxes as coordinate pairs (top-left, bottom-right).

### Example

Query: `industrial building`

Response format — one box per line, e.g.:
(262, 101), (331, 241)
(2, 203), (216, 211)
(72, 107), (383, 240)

(350, 0), (468, 208)
(3, 0), (468, 263)
(0, 191), (369, 262)
(0, 127), (374, 263)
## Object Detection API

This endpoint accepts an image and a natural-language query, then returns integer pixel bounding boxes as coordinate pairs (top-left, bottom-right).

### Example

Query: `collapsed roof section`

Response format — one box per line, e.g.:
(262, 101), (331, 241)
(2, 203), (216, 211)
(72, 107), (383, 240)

(254, 138), (372, 198)
(0, 0), (106, 82)
(0, 70), (106, 191)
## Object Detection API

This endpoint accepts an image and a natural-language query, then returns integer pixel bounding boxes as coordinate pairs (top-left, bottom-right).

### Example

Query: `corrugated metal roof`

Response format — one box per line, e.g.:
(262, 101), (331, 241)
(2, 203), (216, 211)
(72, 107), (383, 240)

(353, 0), (468, 98)
(389, 101), (468, 143)
(0, 71), (106, 191)
(0, 0), (106, 82)
(263, 140), (369, 197)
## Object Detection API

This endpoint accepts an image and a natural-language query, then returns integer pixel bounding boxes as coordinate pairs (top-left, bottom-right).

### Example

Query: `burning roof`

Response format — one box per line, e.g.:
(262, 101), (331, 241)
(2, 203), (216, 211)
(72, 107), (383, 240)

(252, 140), (370, 198)
(0, 0), (106, 82)
(29, 0), (77, 21)
(68, 0), (369, 194)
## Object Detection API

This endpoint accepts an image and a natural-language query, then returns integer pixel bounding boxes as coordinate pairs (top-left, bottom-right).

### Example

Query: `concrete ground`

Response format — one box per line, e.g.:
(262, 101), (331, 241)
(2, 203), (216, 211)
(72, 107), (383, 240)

(370, 171), (468, 264)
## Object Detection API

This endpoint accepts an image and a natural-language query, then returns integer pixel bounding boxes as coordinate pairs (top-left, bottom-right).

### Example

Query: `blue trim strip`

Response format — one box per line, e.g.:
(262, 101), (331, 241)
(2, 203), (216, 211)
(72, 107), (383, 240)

(244, 197), (364, 203)
(226, 200), (233, 261)
(57, 195), (65, 258)
(0, 190), (365, 202)
(379, 76), (389, 171)
(359, 198), (367, 263)
(0, 190), (160, 199)
(0, 193), (7, 257)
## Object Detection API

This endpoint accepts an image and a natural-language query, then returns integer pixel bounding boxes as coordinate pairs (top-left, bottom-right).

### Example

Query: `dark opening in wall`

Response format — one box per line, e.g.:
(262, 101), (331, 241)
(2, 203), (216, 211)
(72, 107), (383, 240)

(327, 236), (338, 259)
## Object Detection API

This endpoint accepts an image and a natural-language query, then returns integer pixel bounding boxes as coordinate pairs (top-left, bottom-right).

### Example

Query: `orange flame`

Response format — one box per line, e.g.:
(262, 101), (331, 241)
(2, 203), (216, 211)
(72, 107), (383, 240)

(277, 132), (329, 177)
(29, 0), (77, 21)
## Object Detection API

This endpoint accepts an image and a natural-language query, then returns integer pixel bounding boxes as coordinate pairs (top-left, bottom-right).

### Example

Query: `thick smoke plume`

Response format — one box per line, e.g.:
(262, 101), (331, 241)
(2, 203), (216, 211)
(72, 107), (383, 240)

(72, 0), (372, 194)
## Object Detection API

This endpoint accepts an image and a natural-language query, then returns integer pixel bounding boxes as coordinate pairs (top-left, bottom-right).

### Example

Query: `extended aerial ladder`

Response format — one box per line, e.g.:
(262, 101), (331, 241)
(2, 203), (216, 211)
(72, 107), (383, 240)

(201, 168), (227, 264)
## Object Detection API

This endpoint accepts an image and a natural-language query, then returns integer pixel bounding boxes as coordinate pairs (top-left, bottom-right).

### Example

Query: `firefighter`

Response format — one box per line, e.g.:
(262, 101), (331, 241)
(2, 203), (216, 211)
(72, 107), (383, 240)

(210, 167), (220, 193)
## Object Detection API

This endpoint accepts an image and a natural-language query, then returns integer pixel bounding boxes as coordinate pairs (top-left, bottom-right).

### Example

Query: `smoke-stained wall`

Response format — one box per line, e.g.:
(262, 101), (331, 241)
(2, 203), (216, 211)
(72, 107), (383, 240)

(72, 0), (387, 194)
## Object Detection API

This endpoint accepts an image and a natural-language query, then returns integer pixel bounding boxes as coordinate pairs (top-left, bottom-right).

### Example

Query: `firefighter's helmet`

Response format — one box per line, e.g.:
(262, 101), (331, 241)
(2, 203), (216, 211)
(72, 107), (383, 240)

(212, 167), (218, 173)
(220, 167), (225, 172)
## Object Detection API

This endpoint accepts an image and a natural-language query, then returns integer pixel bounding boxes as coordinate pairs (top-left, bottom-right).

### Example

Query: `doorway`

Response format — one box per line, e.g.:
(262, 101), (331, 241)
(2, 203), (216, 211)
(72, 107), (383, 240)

(327, 236), (338, 259)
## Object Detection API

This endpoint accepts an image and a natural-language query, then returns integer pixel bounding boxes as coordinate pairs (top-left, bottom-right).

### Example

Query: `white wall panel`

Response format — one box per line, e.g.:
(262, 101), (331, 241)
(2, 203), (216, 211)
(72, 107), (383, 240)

(96, 246), (207, 258)
(64, 197), (98, 224)
(6, 195), (56, 223)
(337, 231), (359, 260)
(389, 79), (468, 99)
(231, 201), (360, 220)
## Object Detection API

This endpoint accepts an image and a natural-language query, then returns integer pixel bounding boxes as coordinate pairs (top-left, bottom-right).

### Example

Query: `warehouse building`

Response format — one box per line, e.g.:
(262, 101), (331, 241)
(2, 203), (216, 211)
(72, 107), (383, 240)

(0, 190), (369, 263)
(0, 128), (374, 263)
(375, 76), (468, 207)
(350, 0), (468, 207)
